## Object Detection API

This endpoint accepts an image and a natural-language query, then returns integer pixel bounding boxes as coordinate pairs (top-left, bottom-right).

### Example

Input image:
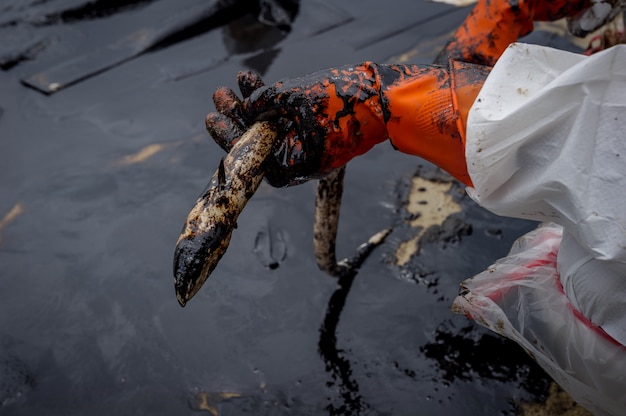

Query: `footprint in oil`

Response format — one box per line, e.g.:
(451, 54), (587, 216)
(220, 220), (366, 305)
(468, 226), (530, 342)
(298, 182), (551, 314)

(253, 225), (287, 270)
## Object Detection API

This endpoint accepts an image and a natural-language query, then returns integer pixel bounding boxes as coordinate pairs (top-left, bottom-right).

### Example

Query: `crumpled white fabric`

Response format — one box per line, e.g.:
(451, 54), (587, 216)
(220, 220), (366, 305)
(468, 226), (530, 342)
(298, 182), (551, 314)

(458, 43), (626, 415)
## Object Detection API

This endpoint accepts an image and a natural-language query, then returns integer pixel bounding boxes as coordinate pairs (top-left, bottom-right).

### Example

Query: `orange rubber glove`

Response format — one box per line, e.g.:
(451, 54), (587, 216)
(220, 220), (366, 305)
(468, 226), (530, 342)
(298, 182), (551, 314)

(435, 0), (592, 66)
(206, 60), (490, 187)
(383, 60), (490, 185)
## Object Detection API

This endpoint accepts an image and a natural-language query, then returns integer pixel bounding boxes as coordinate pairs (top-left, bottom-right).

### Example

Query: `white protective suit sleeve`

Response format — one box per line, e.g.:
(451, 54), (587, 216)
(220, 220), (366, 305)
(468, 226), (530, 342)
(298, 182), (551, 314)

(454, 43), (626, 415)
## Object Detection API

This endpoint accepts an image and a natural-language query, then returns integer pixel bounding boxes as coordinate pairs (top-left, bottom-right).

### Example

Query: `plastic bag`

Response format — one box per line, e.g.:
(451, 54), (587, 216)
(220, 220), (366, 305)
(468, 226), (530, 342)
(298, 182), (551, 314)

(452, 223), (626, 416)
(465, 43), (626, 345)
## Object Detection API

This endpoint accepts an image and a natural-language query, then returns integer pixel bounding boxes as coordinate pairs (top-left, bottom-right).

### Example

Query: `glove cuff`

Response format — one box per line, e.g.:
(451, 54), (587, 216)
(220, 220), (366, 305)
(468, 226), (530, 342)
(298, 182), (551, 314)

(382, 61), (489, 186)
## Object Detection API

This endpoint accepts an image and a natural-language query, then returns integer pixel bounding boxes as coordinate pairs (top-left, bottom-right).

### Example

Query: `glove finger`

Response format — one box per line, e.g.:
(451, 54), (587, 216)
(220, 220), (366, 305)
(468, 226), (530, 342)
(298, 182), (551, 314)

(212, 86), (249, 125)
(205, 112), (245, 152)
(237, 70), (265, 99)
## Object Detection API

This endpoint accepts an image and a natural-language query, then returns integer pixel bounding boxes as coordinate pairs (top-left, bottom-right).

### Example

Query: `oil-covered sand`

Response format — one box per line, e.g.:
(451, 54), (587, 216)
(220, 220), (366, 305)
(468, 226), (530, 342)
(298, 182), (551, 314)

(0, 1), (590, 414)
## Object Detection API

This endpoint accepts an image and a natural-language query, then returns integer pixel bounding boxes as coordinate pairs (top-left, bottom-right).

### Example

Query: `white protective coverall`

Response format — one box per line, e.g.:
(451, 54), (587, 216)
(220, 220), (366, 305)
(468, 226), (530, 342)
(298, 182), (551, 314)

(453, 42), (626, 415)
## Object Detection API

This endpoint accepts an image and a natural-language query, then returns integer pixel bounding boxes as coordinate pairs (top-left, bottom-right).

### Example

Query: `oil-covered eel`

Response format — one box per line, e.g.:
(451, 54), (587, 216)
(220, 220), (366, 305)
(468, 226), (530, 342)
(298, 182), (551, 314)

(314, 166), (392, 278)
(314, 167), (347, 276)
(173, 121), (277, 307)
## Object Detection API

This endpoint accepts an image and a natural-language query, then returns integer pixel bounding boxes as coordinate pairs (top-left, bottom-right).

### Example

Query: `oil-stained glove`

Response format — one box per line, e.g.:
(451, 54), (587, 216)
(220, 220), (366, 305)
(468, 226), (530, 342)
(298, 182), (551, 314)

(206, 60), (491, 187)
(206, 63), (388, 187)
(567, 0), (626, 37)
(435, 0), (592, 66)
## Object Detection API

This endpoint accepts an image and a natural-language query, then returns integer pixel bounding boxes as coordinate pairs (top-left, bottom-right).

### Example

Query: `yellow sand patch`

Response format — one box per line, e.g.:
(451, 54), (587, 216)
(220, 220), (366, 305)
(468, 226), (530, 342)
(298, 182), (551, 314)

(394, 176), (461, 266)
(0, 203), (24, 243)
(517, 382), (592, 416)
(192, 391), (243, 416)
(115, 134), (205, 166)
(117, 143), (166, 165)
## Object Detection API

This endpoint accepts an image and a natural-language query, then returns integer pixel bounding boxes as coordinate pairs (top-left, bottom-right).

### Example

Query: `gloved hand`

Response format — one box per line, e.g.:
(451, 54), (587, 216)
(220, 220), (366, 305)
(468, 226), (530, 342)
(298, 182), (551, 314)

(567, 0), (626, 37)
(206, 63), (388, 187)
(206, 60), (490, 187)
(435, 0), (592, 66)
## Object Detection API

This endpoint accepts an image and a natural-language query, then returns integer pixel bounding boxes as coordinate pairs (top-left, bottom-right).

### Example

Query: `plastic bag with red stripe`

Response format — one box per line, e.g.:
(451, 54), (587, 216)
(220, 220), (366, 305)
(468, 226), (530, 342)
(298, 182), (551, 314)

(452, 222), (626, 416)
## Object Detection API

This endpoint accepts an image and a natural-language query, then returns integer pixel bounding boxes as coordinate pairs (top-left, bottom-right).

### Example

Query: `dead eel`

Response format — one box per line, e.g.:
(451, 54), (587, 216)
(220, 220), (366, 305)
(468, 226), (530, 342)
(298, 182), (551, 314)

(314, 166), (392, 278)
(173, 122), (389, 306)
(313, 166), (347, 277)
(173, 121), (277, 306)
